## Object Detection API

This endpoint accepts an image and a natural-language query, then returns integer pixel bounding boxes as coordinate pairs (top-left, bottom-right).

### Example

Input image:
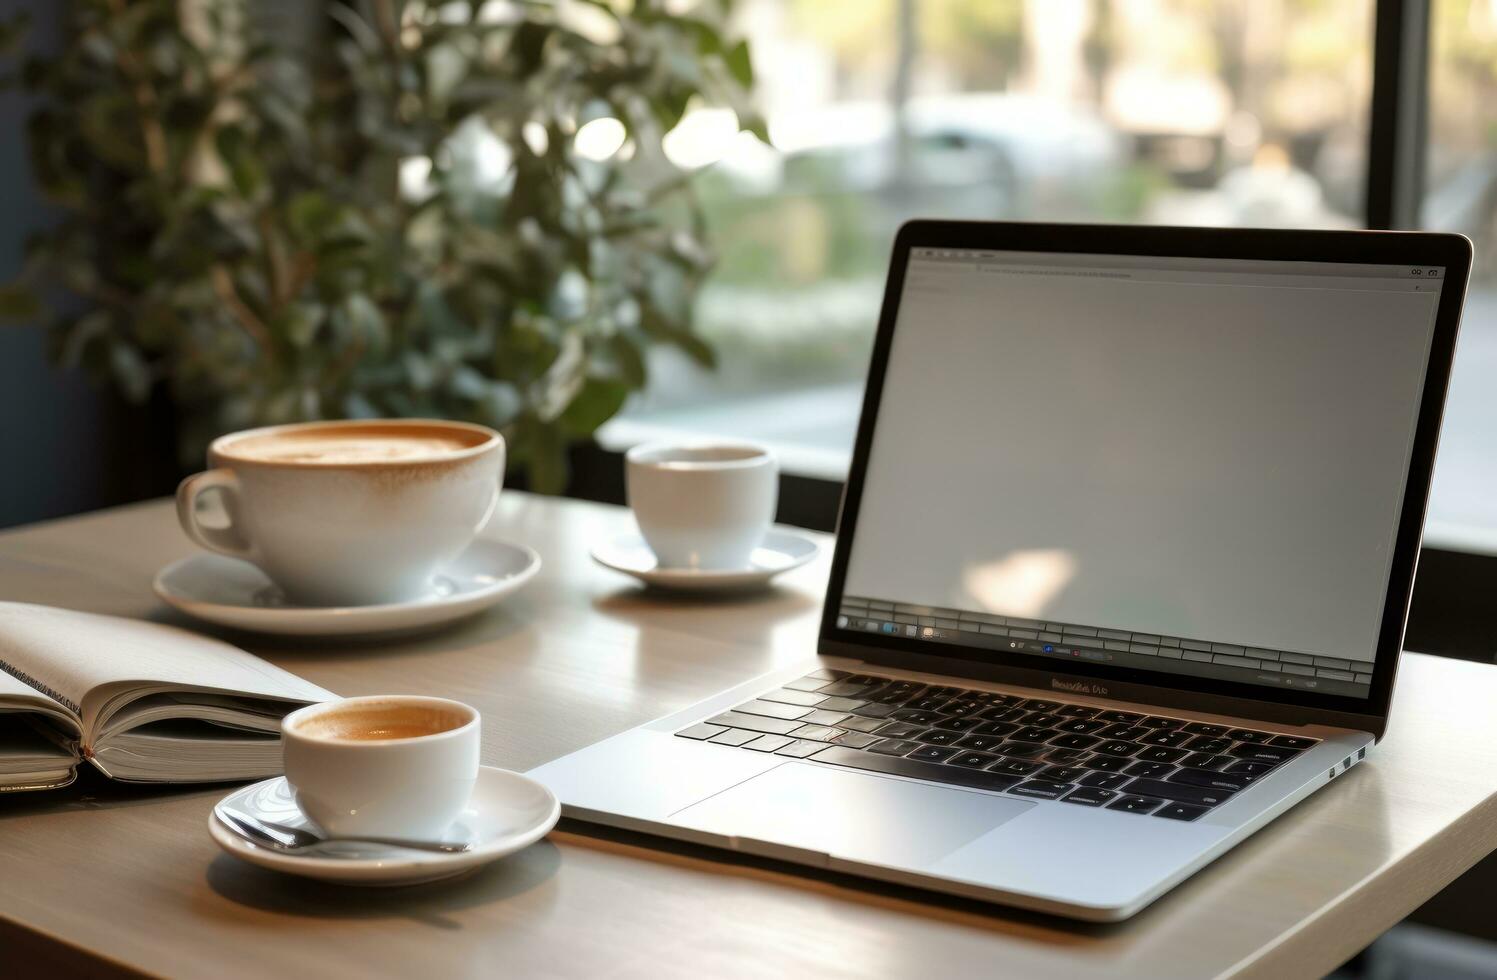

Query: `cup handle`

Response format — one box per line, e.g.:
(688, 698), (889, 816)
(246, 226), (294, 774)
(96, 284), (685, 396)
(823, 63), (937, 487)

(175, 468), (253, 559)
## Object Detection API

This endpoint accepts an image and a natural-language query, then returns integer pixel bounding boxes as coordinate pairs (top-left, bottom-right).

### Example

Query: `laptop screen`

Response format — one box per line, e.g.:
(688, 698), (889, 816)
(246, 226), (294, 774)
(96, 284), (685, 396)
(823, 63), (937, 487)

(835, 247), (1447, 700)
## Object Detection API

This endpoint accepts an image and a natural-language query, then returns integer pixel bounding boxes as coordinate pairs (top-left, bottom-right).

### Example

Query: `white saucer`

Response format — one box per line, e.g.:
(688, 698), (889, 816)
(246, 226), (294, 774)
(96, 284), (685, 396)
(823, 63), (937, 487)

(208, 766), (560, 886)
(591, 528), (818, 592)
(154, 538), (541, 637)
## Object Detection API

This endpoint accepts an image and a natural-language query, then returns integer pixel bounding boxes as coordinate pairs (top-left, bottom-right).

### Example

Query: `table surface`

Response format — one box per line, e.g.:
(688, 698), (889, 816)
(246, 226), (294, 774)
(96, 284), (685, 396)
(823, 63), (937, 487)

(1, 492), (1495, 980)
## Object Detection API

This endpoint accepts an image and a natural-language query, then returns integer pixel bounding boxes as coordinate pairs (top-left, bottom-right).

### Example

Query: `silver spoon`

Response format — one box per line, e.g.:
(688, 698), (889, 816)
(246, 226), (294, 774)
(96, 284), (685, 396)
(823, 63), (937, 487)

(216, 804), (473, 855)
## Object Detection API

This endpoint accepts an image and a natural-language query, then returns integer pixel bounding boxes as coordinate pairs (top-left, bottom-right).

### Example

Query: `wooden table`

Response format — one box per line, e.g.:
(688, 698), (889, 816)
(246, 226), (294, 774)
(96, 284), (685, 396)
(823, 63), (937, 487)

(1, 493), (1495, 979)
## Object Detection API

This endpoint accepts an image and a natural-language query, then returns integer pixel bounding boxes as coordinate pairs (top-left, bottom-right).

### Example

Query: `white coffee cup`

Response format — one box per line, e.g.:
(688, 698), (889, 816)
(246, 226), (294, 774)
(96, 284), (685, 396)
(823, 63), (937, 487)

(625, 442), (778, 570)
(175, 419), (504, 606)
(281, 695), (480, 841)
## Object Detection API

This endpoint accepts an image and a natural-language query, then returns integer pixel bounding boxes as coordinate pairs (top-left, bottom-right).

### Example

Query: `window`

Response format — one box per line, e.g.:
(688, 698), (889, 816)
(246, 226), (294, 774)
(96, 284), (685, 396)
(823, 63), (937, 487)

(601, 0), (1375, 479)
(1423, 0), (1497, 553)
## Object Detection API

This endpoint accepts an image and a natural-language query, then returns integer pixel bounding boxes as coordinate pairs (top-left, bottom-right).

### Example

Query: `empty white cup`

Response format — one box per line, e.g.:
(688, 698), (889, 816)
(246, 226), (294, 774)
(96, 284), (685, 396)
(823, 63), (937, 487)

(625, 443), (778, 570)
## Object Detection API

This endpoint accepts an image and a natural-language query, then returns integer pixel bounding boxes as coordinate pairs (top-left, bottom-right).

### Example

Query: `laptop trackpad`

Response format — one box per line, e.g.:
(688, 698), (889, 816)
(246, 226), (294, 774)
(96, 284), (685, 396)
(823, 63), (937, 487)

(671, 761), (1032, 866)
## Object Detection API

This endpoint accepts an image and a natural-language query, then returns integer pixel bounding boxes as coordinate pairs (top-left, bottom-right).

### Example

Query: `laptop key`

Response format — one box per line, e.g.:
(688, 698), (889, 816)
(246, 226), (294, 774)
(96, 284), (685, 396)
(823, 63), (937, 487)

(761, 688), (826, 707)
(851, 703), (898, 719)
(950, 751), (1000, 769)
(1094, 710), (1144, 723)
(1021, 712), (1064, 728)
(1021, 699), (1063, 711)
(1135, 746), (1189, 764)
(1125, 762), (1175, 779)
(818, 681), (881, 697)
(1011, 726), (1061, 742)
(1062, 787), (1117, 807)
(978, 706), (1029, 722)
(916, 729), (961, 745)
(840, 716), (889, 734)
(906, 745), (959, 763)
(800, 709), (854, 727)
(1226, 761), (1275, 776)
(1180, 753), (1230, 770)
(734, 700), (813, 721)
(868, 738), (923, 756)
(1044, 748), (1089, 764)
(972, 721), (1021, 737)
(1097, 725), (1152, 741)
(874, 721), (925, 739)
(1185, 736), (1233, 753)
(809, 746), (1023, 793)
(708, 728), (760, 746)
(1092, 740), (1141, 757)
(1106, 795), (1164, 815)
(1141, 716), (1185, 729)
(1228, 728), (1273, 743)
(784, 677), (830, 693)
(1008, 780), (1073, 800)
(1084, 755), (1132, 772)
(995, 742), (1049, 759)
(743, 734), (796, 753)
(989, 758), (1046, 777)
(1055, 719), (1109, 735)
(1055, 704), (1101, 718)
(818, 696), (867, 712)
(1155, 803), (1211, 822)
(675, 723), (727, 740)
(1139, 730), (1192, 747)
(955, 734), (1005, 752)
(1181, 723), (1229, 737)
(1122, 777), (1235, 807)
(891, 709), (942, 725)
(1047, 736), (1107, 751)
(806, 668), (848, 680)
(1230, 744), (1303, 763)
(789, 724), (847, 742)
(1269, 735), (1318, 750)
(933, 717), (983, 732)
(1041, 766), (1089, 783)
(1080, 771), (1132, 789)
(707, 712), (803, 736)
(834, 732), (880, 749)
(1169, 768), (1253, 792)
(775, 739), (829, 758)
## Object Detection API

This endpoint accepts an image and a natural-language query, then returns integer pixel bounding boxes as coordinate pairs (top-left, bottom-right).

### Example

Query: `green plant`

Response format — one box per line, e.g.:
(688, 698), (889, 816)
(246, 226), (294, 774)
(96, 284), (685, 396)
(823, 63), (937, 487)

(0, 0), (762, 491)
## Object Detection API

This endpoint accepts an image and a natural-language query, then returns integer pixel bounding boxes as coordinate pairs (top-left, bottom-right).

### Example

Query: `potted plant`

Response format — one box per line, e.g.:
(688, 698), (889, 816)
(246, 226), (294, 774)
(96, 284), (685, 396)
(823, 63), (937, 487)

(0, 0), (762, 491)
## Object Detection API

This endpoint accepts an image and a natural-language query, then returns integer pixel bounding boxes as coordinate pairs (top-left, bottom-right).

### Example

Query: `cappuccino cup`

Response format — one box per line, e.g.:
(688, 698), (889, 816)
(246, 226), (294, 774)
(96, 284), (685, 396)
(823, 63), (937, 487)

(176, 419), (503, 606)
(625, 443), (778, 570)
(281, 696), (480, 840)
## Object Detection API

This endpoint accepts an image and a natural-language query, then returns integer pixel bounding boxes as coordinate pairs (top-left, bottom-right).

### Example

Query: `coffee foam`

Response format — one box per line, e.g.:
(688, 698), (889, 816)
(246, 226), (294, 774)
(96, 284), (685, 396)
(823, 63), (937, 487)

(225, 424), (485, 465)
(291, 701), (470, 742)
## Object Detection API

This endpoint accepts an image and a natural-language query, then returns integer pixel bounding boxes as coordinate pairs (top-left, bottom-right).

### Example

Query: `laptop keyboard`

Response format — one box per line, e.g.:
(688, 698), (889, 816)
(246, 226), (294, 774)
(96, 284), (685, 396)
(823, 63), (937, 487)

(674, 669), (1320, 821)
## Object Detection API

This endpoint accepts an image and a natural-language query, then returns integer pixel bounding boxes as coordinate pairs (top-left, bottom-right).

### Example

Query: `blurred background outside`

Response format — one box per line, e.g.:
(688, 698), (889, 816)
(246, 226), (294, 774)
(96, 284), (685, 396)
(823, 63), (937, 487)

(597, 0), (1497, 554)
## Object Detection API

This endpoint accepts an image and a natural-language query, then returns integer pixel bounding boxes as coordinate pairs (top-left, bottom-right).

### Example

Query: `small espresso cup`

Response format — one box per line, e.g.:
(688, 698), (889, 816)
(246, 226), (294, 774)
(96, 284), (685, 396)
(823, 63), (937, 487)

(281, 696), (480, 840)
(175, 419), (504, 606)
(625, 442), (778, 570)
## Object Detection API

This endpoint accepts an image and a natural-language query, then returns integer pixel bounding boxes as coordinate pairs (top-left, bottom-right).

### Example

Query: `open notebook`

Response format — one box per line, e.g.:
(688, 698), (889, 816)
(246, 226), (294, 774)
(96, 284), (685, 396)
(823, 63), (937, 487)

(0, 602), (334, 792)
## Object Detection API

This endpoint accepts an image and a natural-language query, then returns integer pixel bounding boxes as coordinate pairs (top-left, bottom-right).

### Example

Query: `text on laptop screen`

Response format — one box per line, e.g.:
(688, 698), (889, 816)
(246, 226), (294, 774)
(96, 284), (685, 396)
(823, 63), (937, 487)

(838, 248), (1446, 699)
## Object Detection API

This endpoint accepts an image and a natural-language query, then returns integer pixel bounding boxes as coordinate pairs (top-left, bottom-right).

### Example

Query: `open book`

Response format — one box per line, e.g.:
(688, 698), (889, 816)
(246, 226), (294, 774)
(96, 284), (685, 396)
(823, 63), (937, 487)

(0, 602), (334, 792)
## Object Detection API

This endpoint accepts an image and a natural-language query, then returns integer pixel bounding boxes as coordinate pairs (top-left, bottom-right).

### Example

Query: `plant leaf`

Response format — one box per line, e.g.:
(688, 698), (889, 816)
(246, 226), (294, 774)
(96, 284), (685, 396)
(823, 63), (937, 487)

(0, 283), (41, 321)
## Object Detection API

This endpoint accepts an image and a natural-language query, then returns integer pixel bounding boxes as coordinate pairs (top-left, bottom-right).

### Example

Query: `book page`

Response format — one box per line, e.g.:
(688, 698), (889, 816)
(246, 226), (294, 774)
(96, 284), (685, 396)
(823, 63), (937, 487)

(0, 603), (334, 734)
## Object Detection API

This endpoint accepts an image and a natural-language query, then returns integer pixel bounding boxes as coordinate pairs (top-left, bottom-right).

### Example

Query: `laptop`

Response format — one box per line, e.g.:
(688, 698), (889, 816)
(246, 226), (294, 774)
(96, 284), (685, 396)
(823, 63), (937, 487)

(531, 221), (1471, 921)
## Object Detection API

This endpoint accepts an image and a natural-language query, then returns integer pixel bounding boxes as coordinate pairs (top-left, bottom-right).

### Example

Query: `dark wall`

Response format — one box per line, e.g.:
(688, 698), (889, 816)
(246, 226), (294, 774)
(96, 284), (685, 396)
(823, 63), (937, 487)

(0, 0), (176, 529)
